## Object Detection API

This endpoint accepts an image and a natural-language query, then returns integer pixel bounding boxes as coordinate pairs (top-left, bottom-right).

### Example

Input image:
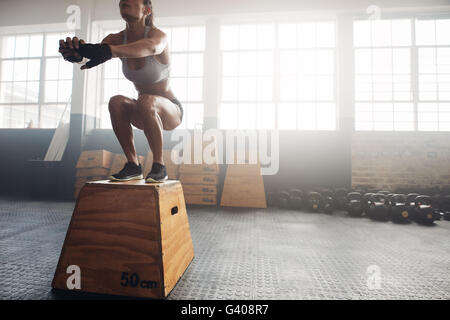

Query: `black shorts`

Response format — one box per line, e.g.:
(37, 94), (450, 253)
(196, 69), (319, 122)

(170, 98), (183, 122)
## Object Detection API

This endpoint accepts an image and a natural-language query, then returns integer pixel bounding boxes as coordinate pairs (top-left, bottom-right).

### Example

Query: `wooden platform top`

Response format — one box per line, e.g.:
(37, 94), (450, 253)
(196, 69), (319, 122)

(85, 180), (180, 190)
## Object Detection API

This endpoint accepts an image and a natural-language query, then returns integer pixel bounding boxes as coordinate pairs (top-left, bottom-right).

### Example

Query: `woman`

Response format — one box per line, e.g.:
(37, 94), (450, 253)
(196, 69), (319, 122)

(59, 0), (182, 183)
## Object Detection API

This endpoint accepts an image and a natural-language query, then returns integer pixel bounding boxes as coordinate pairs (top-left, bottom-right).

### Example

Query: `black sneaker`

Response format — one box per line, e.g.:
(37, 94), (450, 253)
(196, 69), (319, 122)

(109, 162), (143, 181)
(145, 162), (168, 183)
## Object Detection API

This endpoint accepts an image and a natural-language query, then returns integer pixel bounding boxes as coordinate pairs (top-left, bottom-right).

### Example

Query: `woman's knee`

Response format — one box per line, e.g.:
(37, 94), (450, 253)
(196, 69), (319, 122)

(137, 95), (158, 117)
(108, 95), (128, 115)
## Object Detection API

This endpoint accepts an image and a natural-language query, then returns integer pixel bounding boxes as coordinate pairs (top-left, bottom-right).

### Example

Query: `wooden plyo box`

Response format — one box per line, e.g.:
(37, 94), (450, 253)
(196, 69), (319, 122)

(52, 180), (194, 299)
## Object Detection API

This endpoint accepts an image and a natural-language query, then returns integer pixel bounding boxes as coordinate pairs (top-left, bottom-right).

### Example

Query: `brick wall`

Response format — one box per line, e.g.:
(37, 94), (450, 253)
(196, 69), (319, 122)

(352, 133), (450, 192)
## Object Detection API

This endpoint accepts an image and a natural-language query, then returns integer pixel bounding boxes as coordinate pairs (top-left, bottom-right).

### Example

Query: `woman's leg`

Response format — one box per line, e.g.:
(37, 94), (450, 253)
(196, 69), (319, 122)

(108, 95), (140, 166)
(131, 94), (182, 164)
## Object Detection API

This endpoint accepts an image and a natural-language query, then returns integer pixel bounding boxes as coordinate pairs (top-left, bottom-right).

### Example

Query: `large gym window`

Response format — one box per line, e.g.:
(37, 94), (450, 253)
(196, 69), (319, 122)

(0, 31), (74, 128)
(416, 18), (450, 131)
(99, 25), (205, 130)
(354, 18), (450, 132)
(354, 19), (414, 131)
(219, 21), (336, 130)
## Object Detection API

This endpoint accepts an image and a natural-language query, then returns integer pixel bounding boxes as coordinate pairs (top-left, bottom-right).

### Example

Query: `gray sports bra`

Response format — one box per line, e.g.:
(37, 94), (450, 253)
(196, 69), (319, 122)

(120, 25), (170, 85)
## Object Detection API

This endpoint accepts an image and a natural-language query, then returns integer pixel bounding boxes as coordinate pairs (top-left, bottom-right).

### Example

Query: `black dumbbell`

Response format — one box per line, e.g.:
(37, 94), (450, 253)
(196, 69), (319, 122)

(347, 192), (363, 217)
(276, 191), (290, 209)
(411, 195), (436, 225)
(389, 194), (410, 223)
(406, 193), (420, 218)
(288, 189), (304, 210)
(441, 195), (450, 221)
(306, 191), (322, 213)
(321, 190), (335, 214)
(362, 193), (374, 216)
(334, 188), (349, 210)
(367, 193), (390, 221)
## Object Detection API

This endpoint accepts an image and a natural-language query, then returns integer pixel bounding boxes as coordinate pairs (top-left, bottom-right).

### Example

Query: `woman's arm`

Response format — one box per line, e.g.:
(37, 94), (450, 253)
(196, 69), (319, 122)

(109, 30), (167, 59)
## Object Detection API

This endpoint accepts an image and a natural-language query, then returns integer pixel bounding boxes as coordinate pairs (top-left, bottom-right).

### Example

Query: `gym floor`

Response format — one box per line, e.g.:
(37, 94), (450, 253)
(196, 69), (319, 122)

(0, 196), (449, 300)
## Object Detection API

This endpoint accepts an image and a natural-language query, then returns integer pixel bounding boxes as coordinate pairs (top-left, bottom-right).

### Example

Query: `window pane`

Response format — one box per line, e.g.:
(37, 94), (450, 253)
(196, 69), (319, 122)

(257, 77), (272, 101)
(12, 82), (27, 103)
(188, 26), (205, 51)
(186, 78), (203, 101)
(45, 33), (61, 56)
(354, 20), (371, 47)
(278, 103), (296, 129)
(57, 80), (72, 102)
(222, 77), (238, 101)
(1, 60), (14, 81)
(257, 24), (275, 50)
(0, 82), (13, 103)
(104, 59), (120, 79)
(438, 75), (450, 100)
(297, 75), (315, 100)
(280, 50), (296, 75)
(184, 103), (204, 129)
(221, 25), (239, 50)
(257, 51), (272, 76)
(371, 20), (391, 47)
(103, 79), (119, 102)
(45, 58), (59, 80)
(317, 103), (336, 130)
(1, 36), (16, 58)
(45, 80), (58, 102)
(437, 48), (450, 74)
(171, 27), (189, 52)
(372, 49), (392, 74)
(279, 23), (297, 49)
(24, 105), (39, 127)
(317, 22), (335, 48)
(223, 52), (239, 76)
(280, 75), (297, 100)
(41, 104), (65, 128)
(391, 20), (411, 46)
(238, 77), (257, 101)
(15, 35), (29, 58)
(238, 103), (256, 129)
(220, 103), (237, 129)
(13, 60), (28, 81)
(239, 52), (258, 76)
(355, 49), (372, 74)
(256, 103), (275, 129)
(435, 19), (450, 45)
(188, 53), (203, 77)
(172, 53), (188, 77)
(59, 58), (73, 79)
(239, 25), (257, 50)
(416, 20), (436, 46)
(26, 81), (40, 103)
(27, 59), (41, 81)
(298, 23), (316, 48)
(29, 34), (43, 57)
(298, 103), (316, 130)
(170, 78), (187, 101)
(419, 48), (436, 74)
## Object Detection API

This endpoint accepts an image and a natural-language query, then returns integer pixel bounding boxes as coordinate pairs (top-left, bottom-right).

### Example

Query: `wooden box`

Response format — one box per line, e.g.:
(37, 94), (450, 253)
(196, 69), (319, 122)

(183, 194), (217, 206)
(76, 150), (113, 169)
(220, 170), (267, 208)
(53, 180), (194, 299)
(183, 184), (217, 195)
(179, 164), (220, 175)
(179, 174), (219, 185)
